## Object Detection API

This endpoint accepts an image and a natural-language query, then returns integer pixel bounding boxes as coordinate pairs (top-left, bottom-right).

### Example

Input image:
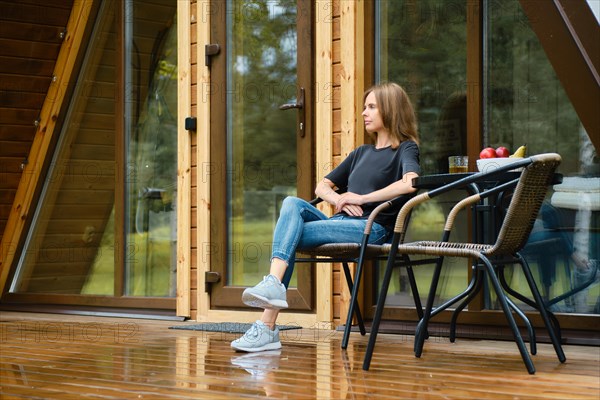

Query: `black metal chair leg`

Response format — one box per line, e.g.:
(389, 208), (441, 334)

(404, 260), (429, 340)
(404, 262), (423, 319)
(411, 263), (480, 350)
(341, 262), (366, 337)
(492, 262), (534, 348)
(341, 233), (371, 350)
(498, 265), (563, 343)
(414, 257), (445, 358)
(482, 257), (535, 374)
(505, 296), (537, 355)
(450, 266), (484, 343)
(362, 235), (402, 370)
(517, 254), (566, 363)
(342, 258), (367, 350)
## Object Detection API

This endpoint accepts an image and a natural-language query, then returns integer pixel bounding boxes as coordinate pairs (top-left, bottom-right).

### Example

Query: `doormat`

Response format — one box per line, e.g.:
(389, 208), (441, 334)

(169, 322), (301, 334)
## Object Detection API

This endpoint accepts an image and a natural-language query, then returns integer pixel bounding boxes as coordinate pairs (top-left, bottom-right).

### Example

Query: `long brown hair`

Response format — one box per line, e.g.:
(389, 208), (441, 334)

(363, 82), (419, 147)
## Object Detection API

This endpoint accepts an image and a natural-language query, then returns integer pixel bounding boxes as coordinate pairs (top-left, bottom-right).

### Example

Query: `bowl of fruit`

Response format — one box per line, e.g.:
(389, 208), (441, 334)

(476, 145), (526, 173)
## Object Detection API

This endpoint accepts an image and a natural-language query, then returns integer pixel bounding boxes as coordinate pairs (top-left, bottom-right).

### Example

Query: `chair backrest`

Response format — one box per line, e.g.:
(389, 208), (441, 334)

(487, 153), (562, 257)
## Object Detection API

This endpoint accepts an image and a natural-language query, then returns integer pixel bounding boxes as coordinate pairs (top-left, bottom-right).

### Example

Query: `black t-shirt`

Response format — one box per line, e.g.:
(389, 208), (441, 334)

(325, 140), (420, 231)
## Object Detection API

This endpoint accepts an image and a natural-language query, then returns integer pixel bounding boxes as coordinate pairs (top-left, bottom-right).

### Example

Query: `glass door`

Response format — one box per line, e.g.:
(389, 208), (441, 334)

(372, 0), (469, 313)
(123, 1), (179, 297)
(5, 0), (178, 311)
(209, 0), (314, 309)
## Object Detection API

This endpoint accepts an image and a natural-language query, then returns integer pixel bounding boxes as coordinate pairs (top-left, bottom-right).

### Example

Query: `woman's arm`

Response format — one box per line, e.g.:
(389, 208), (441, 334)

(315, 178), (364, 216)
(315, 178), (340, 205)
(361, 171), (419, 202)
(334, 172), (419, 213)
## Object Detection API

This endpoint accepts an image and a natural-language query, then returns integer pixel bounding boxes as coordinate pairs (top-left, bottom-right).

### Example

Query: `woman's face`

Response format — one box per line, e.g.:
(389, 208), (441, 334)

(362, 91), (384, 134)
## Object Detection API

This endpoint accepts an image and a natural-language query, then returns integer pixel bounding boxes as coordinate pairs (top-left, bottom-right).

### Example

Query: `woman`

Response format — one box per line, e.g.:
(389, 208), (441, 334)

(231, 82), (421, 352)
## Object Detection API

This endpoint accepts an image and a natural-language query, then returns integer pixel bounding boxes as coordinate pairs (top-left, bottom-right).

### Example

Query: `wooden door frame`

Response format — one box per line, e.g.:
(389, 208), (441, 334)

(208, 0), (315, 310)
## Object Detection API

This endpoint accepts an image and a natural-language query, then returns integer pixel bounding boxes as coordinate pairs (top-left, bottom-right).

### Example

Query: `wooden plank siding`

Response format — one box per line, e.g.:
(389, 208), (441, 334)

(1, 312), (598, 399)
(176, 0), (192, 317)
(0, 0), (75, 245)
(314, 0), (335, 326)
(190, 0), (200, 321)
(331, 0), (343, 324)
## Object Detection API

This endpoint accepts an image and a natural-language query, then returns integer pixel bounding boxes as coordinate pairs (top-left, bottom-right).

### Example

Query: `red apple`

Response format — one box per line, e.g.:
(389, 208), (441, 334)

(479, 147), (497, 159)
(495, 146), (510, 158)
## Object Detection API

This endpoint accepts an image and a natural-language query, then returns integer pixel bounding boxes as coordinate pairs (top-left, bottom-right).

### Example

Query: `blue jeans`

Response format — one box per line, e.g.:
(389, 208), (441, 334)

(272, 196), (390, 288)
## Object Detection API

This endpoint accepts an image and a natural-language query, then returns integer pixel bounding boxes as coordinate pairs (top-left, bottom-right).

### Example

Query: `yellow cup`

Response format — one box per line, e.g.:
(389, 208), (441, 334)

(448, 156), (468, 173)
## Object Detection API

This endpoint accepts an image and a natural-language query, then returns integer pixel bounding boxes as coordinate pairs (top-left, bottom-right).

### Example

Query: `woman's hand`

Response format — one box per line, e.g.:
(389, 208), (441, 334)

(339, 204), (363, 216)
(335, 192), (364, 215)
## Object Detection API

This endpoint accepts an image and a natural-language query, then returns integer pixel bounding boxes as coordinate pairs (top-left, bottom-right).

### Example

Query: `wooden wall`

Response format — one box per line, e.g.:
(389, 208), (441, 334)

(331, 1), (343, 324)
(187, 0), (199, 320)
(0, 0), (74, 245)
(330, 0), (368, 325)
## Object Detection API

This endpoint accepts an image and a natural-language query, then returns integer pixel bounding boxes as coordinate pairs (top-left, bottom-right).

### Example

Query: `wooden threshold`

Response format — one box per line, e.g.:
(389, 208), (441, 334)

(0, 304), (184, 322)
(1, 312), (598, 399)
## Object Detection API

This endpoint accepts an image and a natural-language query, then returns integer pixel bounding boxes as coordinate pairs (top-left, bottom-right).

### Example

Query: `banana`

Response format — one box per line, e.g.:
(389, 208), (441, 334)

(510, 145), (526, 158)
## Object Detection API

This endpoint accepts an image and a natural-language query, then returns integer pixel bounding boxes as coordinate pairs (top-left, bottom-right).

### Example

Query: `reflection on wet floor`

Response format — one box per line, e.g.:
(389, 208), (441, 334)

(1, 313), (599, 399)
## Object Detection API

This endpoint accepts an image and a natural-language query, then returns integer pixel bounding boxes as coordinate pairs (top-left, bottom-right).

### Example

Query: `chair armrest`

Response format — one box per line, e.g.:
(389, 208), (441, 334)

(309, 196), (322, 206)
(310, 189), (415, 236)
(362, 193), (416, 235)
(401, 159), (533, 234)
(393, 192), (431, 235)
(308, 187), (347, 206)
(399, 166), (524, 237)
(443, 178), (520, 232)
(393, 176), (521, 238)
(394, 154), (560, 243)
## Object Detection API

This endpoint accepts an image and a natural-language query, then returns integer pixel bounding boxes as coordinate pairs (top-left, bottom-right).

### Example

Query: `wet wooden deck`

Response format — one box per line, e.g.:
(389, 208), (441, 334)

(1, 312), (598, 399)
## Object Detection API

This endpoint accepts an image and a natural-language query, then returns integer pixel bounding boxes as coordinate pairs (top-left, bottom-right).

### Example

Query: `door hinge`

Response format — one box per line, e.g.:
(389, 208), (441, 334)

(205, 43), (220, 67)
(204, 271), (221, 292)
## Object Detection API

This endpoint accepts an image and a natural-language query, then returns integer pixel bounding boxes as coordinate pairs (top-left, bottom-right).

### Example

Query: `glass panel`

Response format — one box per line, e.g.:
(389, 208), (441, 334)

(226, 0), (298, 287)
(10, 2), (117, 294)
(587, 0), (600, 23)
(375, 0), (468, 306)
(486, 0), (599, 314)
(10, 0), (180, 301)
(124, 0), (178, 297)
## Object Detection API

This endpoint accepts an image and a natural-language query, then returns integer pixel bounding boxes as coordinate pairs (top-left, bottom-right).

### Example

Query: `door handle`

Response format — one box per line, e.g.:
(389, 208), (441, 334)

(279, 87), (305, 137)
(279, 87), (304, 110)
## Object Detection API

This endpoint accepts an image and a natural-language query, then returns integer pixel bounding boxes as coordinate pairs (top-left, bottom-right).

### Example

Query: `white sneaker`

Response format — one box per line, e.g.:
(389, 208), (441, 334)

(242, 275), (288, 309)
(231, 320), (282, 352)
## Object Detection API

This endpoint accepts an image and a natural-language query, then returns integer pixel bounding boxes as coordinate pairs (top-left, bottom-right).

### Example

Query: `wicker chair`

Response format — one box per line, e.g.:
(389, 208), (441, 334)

(362, 153), (566, 374)
(295, 191), (435, 349)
